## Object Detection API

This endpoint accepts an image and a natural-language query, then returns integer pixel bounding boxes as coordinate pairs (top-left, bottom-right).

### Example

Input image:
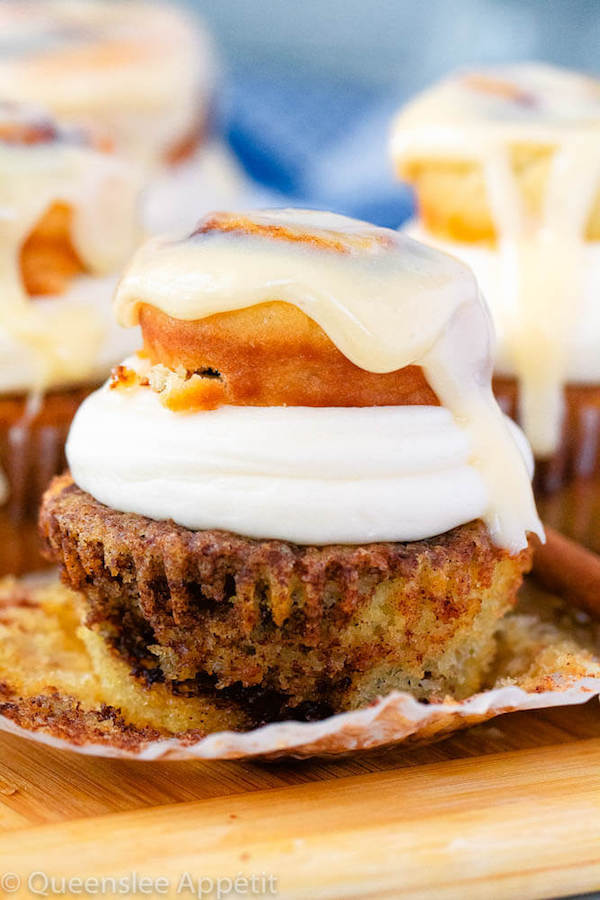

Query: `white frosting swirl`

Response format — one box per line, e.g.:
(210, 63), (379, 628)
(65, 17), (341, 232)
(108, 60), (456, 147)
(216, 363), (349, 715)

(66, 381), (533, 545)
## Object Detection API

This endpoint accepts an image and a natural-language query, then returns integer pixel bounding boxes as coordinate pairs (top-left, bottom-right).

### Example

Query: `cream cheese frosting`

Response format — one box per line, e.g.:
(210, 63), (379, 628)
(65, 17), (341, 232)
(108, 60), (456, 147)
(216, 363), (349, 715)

(111, 209), (542, 552)
(67, 380), (533, 545)
(0, 104), (141, 392)
(391, 64), (600, 456)
(0, 0), (214, 169)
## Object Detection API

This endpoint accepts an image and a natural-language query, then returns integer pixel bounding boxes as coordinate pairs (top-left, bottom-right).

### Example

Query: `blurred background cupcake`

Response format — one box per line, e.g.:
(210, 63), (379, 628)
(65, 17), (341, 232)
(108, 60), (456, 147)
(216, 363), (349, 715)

(164, 0), (600, 545)
(0, 0), (246, 233)
(0, 102), (140, 570)
(390, 65), (600, 491)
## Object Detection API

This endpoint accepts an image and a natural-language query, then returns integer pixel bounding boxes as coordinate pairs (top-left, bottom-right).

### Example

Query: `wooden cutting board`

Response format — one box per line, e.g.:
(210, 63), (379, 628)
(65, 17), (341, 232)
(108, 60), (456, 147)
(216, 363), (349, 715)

(0, 481), (598, 899)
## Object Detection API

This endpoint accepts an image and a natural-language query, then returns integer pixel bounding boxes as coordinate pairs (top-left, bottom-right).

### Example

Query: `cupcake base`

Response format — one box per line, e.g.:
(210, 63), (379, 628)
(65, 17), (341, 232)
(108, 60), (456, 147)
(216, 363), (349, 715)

(40, 474), (533, 714)
(493, 376), (600, 493)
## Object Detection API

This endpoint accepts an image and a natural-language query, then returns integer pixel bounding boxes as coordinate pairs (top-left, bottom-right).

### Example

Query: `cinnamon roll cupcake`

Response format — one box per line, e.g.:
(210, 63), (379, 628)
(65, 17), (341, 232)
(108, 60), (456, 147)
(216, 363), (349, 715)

(40, 209), (542, 720)
(0, 102), (140, 539)
(391, 64), (600, 490)
(0, 0), (241, 233)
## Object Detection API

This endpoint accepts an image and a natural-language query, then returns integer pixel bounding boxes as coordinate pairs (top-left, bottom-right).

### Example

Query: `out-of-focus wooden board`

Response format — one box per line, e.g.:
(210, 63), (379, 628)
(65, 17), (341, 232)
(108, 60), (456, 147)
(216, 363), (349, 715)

(0, 721), (599, 899)
(0, 481), (597, 898)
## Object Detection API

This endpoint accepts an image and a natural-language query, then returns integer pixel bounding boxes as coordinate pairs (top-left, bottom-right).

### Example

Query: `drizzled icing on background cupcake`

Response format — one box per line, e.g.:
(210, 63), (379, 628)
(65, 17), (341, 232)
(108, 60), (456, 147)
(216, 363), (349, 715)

(391, 64), (600, 482)
(0, 101), (140, 392)
(0, 101), (141, 524)
(0, 1), (245, 236)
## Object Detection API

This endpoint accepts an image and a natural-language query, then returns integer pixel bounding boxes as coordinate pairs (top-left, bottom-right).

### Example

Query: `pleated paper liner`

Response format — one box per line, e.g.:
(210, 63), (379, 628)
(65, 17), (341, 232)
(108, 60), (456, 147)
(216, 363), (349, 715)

(0, 575), (598, 761)
(493, 376), (600, 493)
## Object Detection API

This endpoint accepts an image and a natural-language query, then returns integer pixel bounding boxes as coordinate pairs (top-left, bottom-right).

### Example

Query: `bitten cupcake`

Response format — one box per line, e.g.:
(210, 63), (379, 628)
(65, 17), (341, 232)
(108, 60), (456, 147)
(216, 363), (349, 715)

(0, 0), (242, 233)
(40, 210), (543, 720)
(391, 64), (600, 489)
(0, 102), (140, 528)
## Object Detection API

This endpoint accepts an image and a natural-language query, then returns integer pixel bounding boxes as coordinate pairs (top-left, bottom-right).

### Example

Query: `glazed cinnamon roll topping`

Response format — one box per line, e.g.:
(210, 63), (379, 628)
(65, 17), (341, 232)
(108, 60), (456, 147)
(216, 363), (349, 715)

(113, 208), (542, 552)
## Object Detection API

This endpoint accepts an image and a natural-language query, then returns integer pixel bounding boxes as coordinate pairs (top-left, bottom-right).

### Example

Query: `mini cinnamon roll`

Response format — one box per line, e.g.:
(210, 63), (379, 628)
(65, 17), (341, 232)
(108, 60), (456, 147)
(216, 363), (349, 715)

(0, 102), (141, 535)
(40, 209), (542, 722)
(391, 64), (600, 488)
